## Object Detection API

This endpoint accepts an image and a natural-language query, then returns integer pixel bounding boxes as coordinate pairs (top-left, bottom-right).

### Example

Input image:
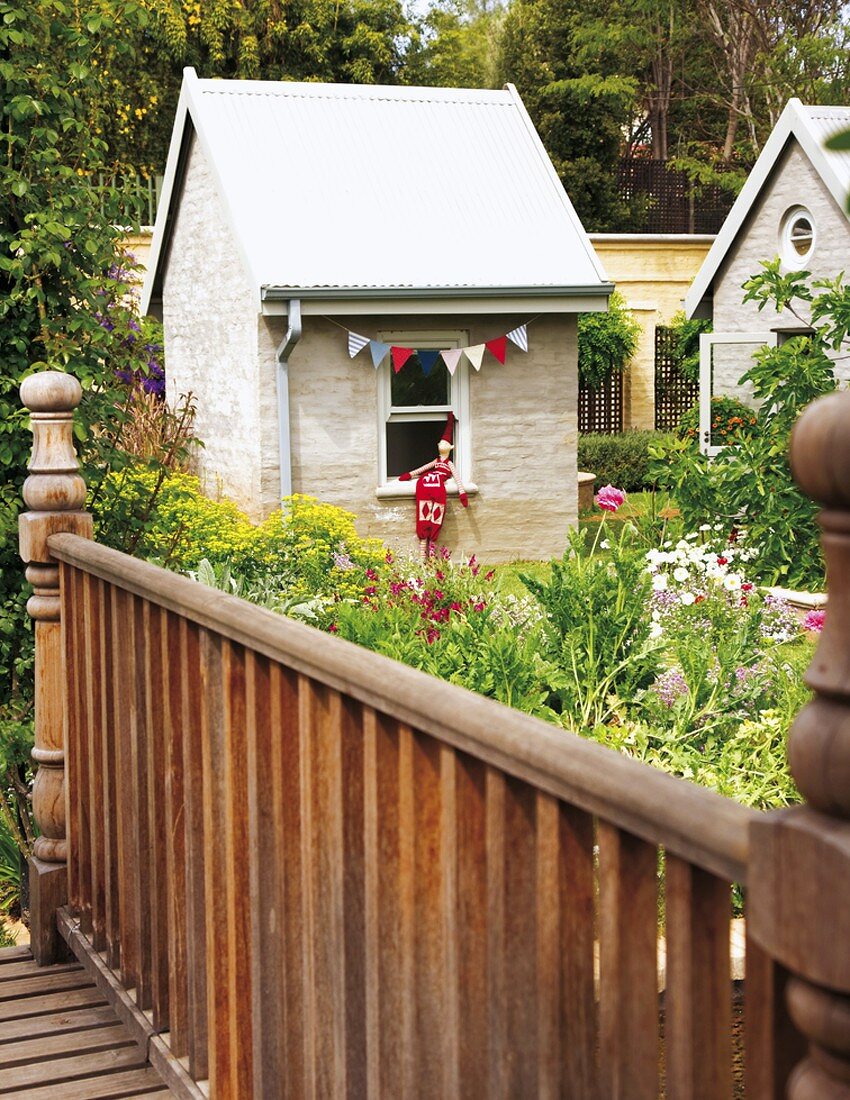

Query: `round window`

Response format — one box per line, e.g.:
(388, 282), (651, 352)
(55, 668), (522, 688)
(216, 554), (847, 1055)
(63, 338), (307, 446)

(780, 207), (815, 267)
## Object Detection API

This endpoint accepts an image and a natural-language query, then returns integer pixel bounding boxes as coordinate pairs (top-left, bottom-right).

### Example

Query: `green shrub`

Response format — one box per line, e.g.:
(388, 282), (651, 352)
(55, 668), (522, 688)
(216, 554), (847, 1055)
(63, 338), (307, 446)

(578, 291), (641, 388)
(578, 431), (675, 492)
(664, 311), (712, 383)
(677, 396), (757, 447)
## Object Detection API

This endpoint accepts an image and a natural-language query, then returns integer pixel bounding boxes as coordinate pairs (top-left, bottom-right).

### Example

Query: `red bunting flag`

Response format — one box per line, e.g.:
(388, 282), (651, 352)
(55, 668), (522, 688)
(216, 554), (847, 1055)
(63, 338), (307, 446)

(391, 346), (415, 373)
(485, 335), (508, 364)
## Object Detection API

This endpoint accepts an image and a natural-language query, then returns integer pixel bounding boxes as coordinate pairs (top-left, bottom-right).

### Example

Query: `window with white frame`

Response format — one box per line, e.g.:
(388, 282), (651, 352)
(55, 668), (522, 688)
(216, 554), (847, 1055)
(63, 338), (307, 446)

(377, 330), (469, 487)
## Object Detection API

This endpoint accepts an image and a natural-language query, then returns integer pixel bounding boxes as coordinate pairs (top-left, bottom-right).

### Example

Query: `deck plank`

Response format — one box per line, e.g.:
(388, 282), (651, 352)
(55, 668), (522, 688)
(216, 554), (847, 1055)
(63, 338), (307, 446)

(0, 947), (175, 1097)
(5, 1067), (168, 1100)
(0, 1022), (133, 1067)
(0, 1002), (117, 1043)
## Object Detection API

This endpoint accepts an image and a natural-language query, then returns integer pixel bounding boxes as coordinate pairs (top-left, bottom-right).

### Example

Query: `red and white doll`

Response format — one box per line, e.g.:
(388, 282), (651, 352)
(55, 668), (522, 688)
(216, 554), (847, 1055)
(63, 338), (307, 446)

(399, 413), (469, 556)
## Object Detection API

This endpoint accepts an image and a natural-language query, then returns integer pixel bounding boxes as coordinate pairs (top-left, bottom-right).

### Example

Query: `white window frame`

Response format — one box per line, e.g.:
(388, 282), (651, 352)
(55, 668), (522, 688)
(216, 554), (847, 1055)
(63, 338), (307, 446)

(779, 205), (816, 270)
(375, 329), (474, 497)
(699, 331), (777, 456)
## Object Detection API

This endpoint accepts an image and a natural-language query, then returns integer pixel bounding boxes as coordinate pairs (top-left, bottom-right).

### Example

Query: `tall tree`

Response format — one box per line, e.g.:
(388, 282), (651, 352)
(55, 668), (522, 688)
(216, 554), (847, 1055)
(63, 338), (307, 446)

(497, 0), (639, 230)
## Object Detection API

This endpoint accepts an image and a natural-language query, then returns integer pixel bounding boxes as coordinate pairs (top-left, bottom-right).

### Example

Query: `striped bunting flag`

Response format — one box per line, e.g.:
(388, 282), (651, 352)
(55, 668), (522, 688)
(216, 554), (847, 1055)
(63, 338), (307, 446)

(348, 331), (370, 359)
(506, 324), (528, 352)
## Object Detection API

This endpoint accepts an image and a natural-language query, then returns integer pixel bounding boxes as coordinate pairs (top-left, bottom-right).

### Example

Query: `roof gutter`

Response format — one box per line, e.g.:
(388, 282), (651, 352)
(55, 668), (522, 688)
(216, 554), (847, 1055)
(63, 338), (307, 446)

(275, 299), (301, 503)
(261, 283), (615, 301)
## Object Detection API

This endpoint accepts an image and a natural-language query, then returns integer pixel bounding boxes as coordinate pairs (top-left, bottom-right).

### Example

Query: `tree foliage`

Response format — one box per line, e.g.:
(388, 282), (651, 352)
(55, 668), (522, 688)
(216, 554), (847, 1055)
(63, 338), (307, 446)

(0, 0), (169, 847)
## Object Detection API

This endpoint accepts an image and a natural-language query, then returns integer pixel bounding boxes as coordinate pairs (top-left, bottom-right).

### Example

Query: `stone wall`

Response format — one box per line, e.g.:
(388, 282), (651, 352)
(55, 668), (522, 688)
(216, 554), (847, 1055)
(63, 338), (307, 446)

(259, 313), (578, 562)
(161, 136), (270, 519)
(589, 235), (714, 430)
(713, 141), (849, 335)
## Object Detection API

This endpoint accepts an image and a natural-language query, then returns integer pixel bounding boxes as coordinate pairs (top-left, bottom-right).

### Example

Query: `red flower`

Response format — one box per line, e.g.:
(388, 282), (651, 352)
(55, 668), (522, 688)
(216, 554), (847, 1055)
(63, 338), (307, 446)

(741, 582), (753, 592)
(329, 623), (338, 633)
(717, 556), (728, 566)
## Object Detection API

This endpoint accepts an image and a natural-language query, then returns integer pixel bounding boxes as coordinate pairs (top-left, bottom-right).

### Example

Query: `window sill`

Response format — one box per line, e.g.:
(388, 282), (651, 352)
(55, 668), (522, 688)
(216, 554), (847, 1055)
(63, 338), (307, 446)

(376, 479), (478, 500)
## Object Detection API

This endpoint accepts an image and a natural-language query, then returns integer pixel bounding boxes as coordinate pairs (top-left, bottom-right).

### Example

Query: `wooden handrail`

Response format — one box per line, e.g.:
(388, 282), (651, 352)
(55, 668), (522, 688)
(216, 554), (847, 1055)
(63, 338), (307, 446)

(48, 530), (756, 884)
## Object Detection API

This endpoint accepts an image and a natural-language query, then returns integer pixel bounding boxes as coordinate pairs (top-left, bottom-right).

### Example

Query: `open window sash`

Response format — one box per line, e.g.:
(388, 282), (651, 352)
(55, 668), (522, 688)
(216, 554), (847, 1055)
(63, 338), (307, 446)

(698, 331), (778, 456)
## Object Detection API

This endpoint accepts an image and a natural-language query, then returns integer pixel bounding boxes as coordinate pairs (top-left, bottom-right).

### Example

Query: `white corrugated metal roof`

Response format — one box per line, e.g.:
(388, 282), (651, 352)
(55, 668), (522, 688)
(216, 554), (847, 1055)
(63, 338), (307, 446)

(143, 69), (610, 312)
(686, 100), (850, 318)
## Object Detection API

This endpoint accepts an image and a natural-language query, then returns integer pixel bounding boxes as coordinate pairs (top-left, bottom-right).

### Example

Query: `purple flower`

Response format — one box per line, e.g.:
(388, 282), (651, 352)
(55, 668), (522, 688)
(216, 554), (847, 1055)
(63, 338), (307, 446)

(595, 485), (626, 513)
(651, 666), (689, 707)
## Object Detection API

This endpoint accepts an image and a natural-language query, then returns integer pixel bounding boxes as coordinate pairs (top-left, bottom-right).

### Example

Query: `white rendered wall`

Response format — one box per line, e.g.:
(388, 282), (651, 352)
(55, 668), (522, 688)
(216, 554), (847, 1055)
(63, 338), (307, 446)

(714, 141), (850, 334)
(259, 313), (578, 562)
(162, 136), (272, 519)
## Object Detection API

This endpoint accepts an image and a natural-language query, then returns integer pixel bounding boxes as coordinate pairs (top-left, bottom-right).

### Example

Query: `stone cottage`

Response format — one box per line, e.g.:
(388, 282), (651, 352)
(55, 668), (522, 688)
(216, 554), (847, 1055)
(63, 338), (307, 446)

(142, 69), (612, 561)
(685, 100), (850, 452)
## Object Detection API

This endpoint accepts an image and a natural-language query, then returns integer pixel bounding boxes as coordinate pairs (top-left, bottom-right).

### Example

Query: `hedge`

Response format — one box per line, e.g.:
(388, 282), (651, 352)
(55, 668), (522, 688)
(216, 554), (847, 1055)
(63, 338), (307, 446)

(578, 431), (676, 493)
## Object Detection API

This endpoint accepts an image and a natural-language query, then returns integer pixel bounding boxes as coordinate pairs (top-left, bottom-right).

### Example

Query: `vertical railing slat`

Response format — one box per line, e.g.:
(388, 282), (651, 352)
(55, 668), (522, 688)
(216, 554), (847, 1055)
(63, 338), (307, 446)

(132, 594), (153, 1010)
(163, 609), (189, 1057)
(101, 580), (120, 971)
(598, 822), (659, 1099)
(113, 586), (140, 993)
(341, 695), (368, 1098)
(665, 855), (732, 1099)
(82, 571), (105, 951)
(72, 566), (93, 933)
(200, 629), (231, 1094)
(535, 790), (561, 1099)
(182, 619), (209, 1081)
(145, 602), (170, 1030)
(559, 802), (597, 1099)
(223, 639), (253, 1097)
(454, 753), (488, 1098)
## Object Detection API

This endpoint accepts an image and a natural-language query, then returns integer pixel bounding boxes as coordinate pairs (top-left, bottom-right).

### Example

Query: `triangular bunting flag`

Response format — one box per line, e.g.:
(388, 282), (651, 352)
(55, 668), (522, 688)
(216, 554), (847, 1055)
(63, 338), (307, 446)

(348, 331), (369, 359)
(391, 346), (415, 373)
(369, 340), (390, 369)
(417, 349), (440, 376)
(441, 348), (463, 376)
(485, 335), (508, 364)
(506, 324), (528, 352)
(465, 344), (486, 371)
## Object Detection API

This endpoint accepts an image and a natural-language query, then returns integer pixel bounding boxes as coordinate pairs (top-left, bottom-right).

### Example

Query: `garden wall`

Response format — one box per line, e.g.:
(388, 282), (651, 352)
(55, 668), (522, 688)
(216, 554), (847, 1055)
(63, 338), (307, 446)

(589, 234), (714, 430)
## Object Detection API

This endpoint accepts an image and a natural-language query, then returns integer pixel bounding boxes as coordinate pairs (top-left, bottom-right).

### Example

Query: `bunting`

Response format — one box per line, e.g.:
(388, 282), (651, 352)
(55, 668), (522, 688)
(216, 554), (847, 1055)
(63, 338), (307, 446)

(464, 344), (485, 371)
(506, 324), (528, 352)
(348, 331), (369, 359)
(347, 323), (532, 376)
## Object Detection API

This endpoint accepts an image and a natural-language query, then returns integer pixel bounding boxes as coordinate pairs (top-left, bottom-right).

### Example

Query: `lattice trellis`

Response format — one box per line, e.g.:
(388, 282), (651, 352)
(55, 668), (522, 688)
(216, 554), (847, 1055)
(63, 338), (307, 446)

(579, 371), (623, 435)
(654, 327), (699, 431)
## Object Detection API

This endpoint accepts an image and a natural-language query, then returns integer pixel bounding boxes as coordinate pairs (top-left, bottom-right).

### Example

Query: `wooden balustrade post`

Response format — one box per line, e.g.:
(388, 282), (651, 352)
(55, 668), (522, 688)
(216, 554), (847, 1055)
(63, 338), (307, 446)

(749, 391), (850, 1098)
(18, 371), (92, 965)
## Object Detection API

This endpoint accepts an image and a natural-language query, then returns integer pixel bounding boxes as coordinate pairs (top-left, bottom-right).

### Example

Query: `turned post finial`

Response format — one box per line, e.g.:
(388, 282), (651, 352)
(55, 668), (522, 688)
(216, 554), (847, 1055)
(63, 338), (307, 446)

(19, 371), (92, 883)
(747, 390), (850, 1097)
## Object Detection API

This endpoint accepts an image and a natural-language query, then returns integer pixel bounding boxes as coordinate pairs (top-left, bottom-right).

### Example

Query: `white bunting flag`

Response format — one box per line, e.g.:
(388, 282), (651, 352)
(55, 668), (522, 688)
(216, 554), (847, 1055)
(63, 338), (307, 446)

(506, 324), (528, 352)
(348, 331), (370, 359)
(465, 344), (486, 371)
(440, 348), (463, 376)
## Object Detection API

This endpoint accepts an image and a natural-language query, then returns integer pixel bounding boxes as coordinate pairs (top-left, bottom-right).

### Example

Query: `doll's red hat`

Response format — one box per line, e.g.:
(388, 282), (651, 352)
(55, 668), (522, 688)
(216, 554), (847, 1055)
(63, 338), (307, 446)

(439, 412), (456, 448)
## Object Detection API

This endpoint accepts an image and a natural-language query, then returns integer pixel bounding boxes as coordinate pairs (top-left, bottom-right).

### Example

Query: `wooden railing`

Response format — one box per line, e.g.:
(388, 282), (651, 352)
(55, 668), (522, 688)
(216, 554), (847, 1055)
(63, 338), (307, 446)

(18, 372), (850, 1097)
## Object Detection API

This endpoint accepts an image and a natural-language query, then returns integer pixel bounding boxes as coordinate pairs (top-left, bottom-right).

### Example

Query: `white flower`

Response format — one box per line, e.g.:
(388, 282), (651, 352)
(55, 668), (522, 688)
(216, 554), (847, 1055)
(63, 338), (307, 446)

(673, 567), (689, 583)
(699, 523), (712, 532)
(723, 573), (742, 591)
(652, 609), (661, 621)
(600, 539), (610, 550)
(646, 562), (658, 573)
(652, 573), (669, 591)
(680, 592), (696, 606)
(649, 621), (663, 639)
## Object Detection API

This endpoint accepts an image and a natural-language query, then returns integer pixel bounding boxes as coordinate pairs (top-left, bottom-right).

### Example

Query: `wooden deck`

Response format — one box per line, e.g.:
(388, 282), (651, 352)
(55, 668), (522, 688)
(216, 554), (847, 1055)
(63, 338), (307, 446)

(0, 945), (174, 1098)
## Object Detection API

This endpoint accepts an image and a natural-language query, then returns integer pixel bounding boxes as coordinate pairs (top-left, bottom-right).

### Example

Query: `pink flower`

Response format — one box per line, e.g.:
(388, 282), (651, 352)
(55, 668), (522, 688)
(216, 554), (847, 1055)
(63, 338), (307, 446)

(485, 569), (495, 581)
(803, 609), (826, 633)
(329, 623), (338, 633)
(595, 485), (626, 513)
(366, 568), (379, 581)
